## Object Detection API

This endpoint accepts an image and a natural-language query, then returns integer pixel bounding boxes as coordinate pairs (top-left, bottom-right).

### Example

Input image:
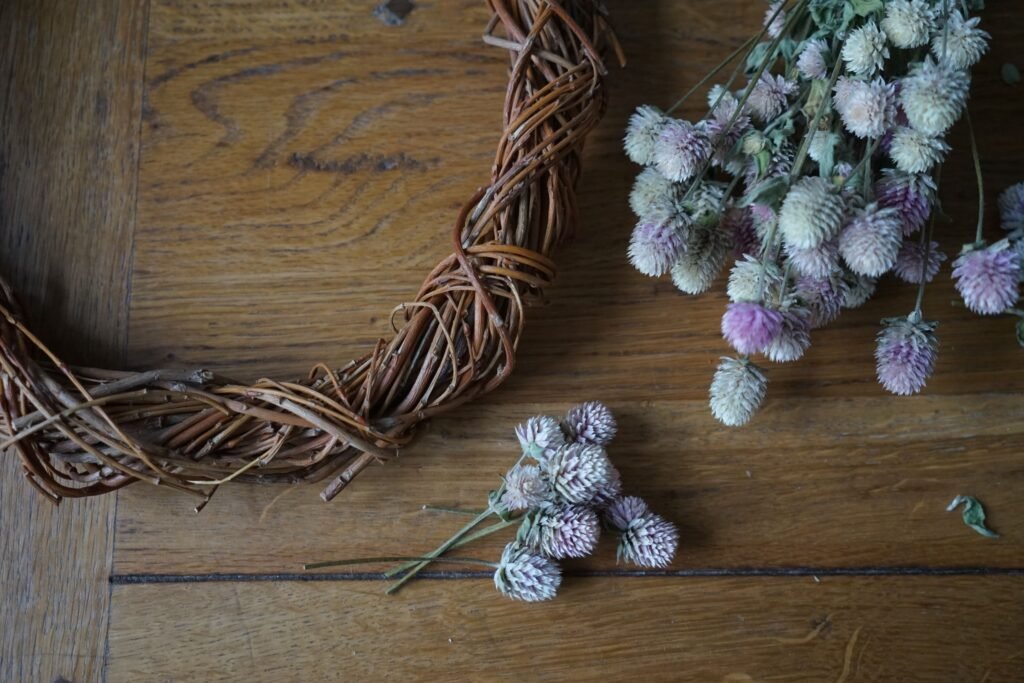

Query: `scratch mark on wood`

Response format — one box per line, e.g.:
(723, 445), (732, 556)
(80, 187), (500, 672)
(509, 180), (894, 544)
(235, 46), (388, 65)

(774, 614), (831, 645)
(835, 626), (863, 683)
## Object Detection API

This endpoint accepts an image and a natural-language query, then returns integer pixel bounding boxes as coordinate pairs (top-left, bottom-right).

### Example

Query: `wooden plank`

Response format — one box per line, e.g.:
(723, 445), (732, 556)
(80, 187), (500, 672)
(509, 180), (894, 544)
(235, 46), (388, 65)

(112, 395), (1024, 574)
(0, 1), (147, 681)
(106, 576), (1024, 681)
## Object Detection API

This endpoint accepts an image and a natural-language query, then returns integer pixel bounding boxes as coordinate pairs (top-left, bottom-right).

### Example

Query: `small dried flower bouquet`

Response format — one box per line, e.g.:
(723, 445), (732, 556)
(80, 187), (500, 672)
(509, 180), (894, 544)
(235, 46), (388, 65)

(624, 0), (1021, 426)
(305, 402), (679, 602)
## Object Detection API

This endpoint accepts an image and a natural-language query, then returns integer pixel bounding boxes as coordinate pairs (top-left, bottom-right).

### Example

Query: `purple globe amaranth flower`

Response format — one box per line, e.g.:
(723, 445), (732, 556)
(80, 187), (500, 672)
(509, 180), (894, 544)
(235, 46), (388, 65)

(499, 464), (550, 512)
(785, 239), (840, 279)
(838, 203), (904, 277)
(875, 170), (936, 236)
(618, 512), (680, 569)
(515, 415), (565, 461)
(589, 466), (623, 508)
(603, 495), (650, 532)
(721, 302), (784, 355)
(628, 218), (688, 277)
(953, 241), (1021, 315)
(796, 274), (848, 328)
(747, 73), (797, 122)
(653, 119), (713, 182)
(875, 315), (938, 395)
(563, 401), (617, 447)
(544, 443), (616, 505)
(726, 206), (760, 257)
(893, 239), (947, 284)
(764, 306), (812, 363)
(493, 542), (561, 602)
(998, 182), (1024, 233)
(522, 503), (600, 560)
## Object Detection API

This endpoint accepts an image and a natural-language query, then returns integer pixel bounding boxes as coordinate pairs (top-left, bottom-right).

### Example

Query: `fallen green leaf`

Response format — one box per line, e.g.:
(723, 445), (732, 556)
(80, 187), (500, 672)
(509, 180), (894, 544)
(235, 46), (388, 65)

(946, 495), (999, 539)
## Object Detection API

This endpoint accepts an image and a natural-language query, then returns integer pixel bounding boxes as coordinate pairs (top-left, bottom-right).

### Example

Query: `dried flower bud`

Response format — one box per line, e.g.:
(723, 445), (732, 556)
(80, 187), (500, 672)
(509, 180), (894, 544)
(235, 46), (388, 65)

(671, 224), (730, 295)
(797, 38), (829, 80)
(493, 542), (561, 602)
(785, 239), (840, 279)
(564, 401), (617, 447)
(603, 495), (650, 532)
(875, 315), (938, 396)
(797, 274), (848, 328)
(624, 105), (669, 166)
(842, 272), (877, 310)
(747, 73), (797, 123)
(617, 512), (679, 568)
(523, 503), (600, 560)
(833, 76), (896, 139)
(875, 170), (936, 235)
(499, 464), (550, 512)
(709, 357), (768, 427)
(952, 241), (1021, 315)
(629, 167), (680, 223)
(998, 182), (1024, 233)
(589, 466), (623, 508)
(727, 255), (784, 303)
(889, 127), (949, 174)
(545, 443), (616, 505)
(628, 217), (689, 277)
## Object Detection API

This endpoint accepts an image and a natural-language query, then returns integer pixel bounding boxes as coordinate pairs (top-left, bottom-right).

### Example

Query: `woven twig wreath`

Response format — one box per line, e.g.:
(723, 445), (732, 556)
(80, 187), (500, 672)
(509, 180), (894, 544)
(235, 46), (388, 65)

(0, 0), (620, 506)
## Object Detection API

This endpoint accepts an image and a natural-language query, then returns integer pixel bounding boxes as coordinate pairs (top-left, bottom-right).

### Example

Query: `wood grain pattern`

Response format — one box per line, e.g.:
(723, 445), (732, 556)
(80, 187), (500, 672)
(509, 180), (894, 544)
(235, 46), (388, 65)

(0, 1), (146, 682)
(106, 577), (1024, 682)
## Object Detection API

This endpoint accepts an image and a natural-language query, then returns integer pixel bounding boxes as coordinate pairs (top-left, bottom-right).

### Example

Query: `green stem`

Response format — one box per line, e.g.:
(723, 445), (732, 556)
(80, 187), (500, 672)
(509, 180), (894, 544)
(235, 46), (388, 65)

(965, 107), (985, 244)
(790, 52), (844, 181)
(422, 505), (484, 516)
(666, 33), (760, 114)
(382, 508), (494, 587)
(914, 165), (943, 316)
(448, 517), (522, 550)
(304, 556), (496, 571)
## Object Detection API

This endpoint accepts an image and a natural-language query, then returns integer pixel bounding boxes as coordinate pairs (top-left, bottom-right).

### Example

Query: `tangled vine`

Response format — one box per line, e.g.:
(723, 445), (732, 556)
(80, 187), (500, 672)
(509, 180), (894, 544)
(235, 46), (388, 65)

(0, 0), (620, 507)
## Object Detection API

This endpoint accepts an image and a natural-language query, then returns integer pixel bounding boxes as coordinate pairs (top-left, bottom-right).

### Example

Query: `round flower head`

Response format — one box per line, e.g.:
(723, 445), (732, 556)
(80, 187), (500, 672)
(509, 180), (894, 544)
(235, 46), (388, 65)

(671, 224), (730, 295)
(838, 203), (904, 277)
(881, 0), (934, 49)
(807, 129), (839, 167)
(875, 315), (938, 395)
(704, 103), (751, 170)
(589, 466), (623, 508)
(709, 357), (768, 427)
(603, 495), (650, 532)
(952, 241), (1021, 315)
(785, 239), (840, 279)
(833, 77), (895, 139)
(629, 217), (688, 277)
(900, 58), (970, 136)
(617, 512), (679, 568)
(893, 239), (946, 284)
(931, 10), (990, 70)
(624, 105), (669, 166)
(875, 170), (936, 235)
(747, 73), (797, 123)
(653, 119), (713, 182)
(998, 182), (1024, 233)
(763, 0), (786, 39)
(842, 271), (877, 309)
(749, 202), (777, 238)
(545, 443), (616, 504)
(721, 302), (784, 355)
(727, 255), (784, 303)
(889, 127), (949, 174)
(493, 542), (561, 602)
(682, 180), (727, 223)
(841, 20), (889, 76)
(564, 401), (617, 447)
(764, 305), (812, 363)
(797, 38), (829, 80)
(779, 176), (846, 250)
(797, 274), (847, 328)
(515, 415), (565, 460)
(629, 167), (680, 223)
(728, 207), (760, 258)
(499, 464), (549, 512)
(523, 503), (600, 560)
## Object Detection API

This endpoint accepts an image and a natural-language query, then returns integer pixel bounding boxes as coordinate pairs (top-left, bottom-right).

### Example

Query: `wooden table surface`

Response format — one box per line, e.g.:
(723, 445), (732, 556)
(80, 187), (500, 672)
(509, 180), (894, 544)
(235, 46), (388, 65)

(2, 1), (1023, 681)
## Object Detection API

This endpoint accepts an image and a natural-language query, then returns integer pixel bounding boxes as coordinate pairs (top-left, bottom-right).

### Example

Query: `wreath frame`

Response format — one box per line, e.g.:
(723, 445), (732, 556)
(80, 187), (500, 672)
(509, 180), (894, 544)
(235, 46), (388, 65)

(0, 0), (620, 506)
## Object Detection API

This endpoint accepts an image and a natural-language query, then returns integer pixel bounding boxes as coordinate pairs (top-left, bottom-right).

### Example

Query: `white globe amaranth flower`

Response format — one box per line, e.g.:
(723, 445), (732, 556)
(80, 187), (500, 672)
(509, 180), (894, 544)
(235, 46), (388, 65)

(563, 401), (617, 447)
(889, 126), (949, 174)
(841, 20), (889, 77)
(833, 76), (895, 139)
(747, 73), (797, 123)
(900, 57), (970, 136)
(763, 0), (786, 39)
(515, 415), (565, 460)
(842, 271), (877, 309)
(653, 118), (713, 182)
(629, 167), (681, 223)
(784, 239), (840, 279)
(709, 357), (768, 427)
(624, 105), (669, 166)
(493, 542), (561, 602)
(499, 464), (550, 512)
(618, 511), (680, 569)
(797, 38), (829, 80)
(628, 216), (690, 277)
(931, 10), (990, 70)
(881, 0), (934, 49)
(544, 442), (616, 505)
(838, 203), (904, 277)
(671, 224), (730, 295)
(764, 306), (812, 363)
(727, 254), (784, 303)
(779, 176), (846, 250)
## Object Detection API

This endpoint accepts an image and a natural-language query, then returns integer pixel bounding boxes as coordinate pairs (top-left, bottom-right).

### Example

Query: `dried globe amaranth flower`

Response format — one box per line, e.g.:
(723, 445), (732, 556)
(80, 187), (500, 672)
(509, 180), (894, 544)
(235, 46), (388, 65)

(545, 442), (616, 504)
(779, 176), (846, 250)
(875, 315), (938, 395)
(838, 203), (904, 277)
(764, 306), (812, 363)
(602, 495), (650, 532)
(888, 127), (949, 175)
(709, 357), (768, 427)
(654, 119), (713, 182)
(727, 255), (784, 302)
(997, 182), (1024, 233)
(952, 241), (1021, 315)
(671, 224), (730, 295)
(563, 400), (618, 447)
(721, 302), (784, 355)
(899, 57), (970, 136)
(624, 105), (670, 166)
(617, 511), (680, 568)
(881, 0), (935, 49)
(628, 217), (689, 277)
(515, 415), (565, 460)
(893, 240), (947, 284)
(841, 20), (889, 77)
(522, 503), (600, 560)
(493, 542), (562, 602)
(833, 76), (895, 139)
(931, 10), (990, 70)
(499, 464), (550, 512)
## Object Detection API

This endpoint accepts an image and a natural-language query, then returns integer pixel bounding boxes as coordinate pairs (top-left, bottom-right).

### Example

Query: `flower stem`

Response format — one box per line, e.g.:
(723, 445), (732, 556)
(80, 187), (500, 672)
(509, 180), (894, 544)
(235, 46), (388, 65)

(914, 166), (943, 316)
(303, 556), (497, 571)
(790, 53), (844, 181)
(422, 505), (484, 516)
(382, 507), (494, 589)
(666, 33), (759, 114)
(965, 107), (985, 244)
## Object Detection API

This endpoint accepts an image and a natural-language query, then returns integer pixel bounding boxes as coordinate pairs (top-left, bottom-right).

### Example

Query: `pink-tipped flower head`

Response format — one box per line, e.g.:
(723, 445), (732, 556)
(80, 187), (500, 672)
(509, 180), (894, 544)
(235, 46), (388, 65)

(563, 401), (617, 447)
(875, 315), (938, 395)
(628, 217), (688, 277)
(998, 182), (1024, 233)
(931, 10), (990, 70)
(841, 20), (890, 77)
(493, 542), (561, 602)
(618, 512), (680, 569)
(874, 170), (936, 235)
(833, 76), (896, 139)
(624, 105), (669, 166)
(763, 0), (787, 38)
(796, 274), (848, 328)
(785, 239), (840, 279)
(838, 203), (904, 277)
(544, 443), (616, 505)
(797, 38), (829, 80)
(952, 241), (1021, 315)
(499, 464), (550, 512)
(653, 119), (713, 182)
(589, 466), (623, 508)
(764, 305), (812, 363)
(523, 504), (600, 560)
(603, 496), (651, 532)
(515, 415), (565, 461)
(893, 239), (947, 284)
(721, 302), (784, 355)
(747, 73), (797, 123)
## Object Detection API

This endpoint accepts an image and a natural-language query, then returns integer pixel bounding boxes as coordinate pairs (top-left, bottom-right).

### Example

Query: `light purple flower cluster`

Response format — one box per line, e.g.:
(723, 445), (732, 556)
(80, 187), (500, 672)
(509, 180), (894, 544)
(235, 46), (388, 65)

(623, 0), (1007, 424)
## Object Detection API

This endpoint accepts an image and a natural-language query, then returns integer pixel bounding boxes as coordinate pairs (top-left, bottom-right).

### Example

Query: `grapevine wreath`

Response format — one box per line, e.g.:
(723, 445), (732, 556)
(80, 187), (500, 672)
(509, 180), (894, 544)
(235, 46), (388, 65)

(0, 0), (622, 507)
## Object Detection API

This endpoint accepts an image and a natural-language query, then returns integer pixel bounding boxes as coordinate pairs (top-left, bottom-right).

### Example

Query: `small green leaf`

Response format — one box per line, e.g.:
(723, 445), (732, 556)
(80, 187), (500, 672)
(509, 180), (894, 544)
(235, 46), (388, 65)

(946, 495), (999, 539)
(1002, 63), (1021, 86)
(739, 176), (790, 208)
(848, 0), (884, 17)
